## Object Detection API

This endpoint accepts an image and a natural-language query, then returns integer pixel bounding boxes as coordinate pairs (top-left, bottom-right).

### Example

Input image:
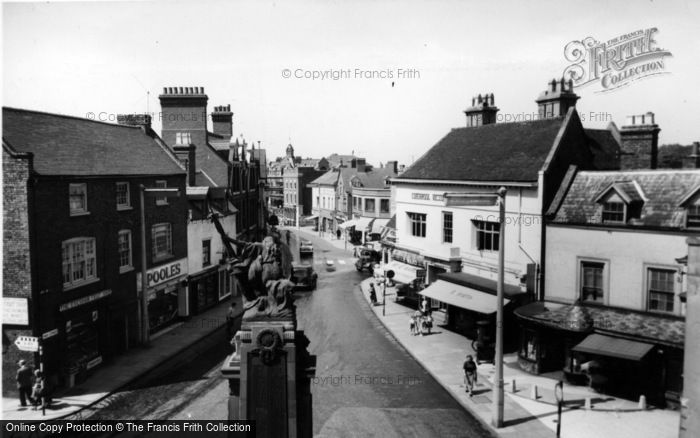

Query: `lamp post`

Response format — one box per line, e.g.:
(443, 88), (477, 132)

(442, 188), (506, 427)
(555, 380), (564, 437)
(139, 185), (180, 346)
(384, 270), (395, 317)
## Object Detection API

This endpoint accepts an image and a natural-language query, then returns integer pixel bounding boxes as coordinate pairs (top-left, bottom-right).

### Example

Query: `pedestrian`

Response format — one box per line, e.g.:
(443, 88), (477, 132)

(409, 316), (416, 335)
(420, 297), (430, 316)
(31, 369), (46, 410)
(463, 354), (478, 396)
(336, 229), (341, 240)
(285, 230), (291, 245)
(16, 359), (35, 407)
(369, 283), (377, 305)
(226, 302), (237, 338)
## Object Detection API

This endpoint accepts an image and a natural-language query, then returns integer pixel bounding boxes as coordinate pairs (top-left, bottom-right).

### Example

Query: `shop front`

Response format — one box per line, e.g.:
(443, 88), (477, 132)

(58, 289), (112, 387)
(188, 264), (236, 315)
(138, 258), (188, 334)
(385, 248), (427, 307)
(514, 301), (685, 406)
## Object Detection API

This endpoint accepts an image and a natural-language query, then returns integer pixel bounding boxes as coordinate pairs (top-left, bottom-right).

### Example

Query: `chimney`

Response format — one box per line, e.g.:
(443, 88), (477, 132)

(536, 78), (579, 119)
(689, 142), (700, 169)
(212, 104), (233, 141)
(619, 112), (660, 169)
(229, 138), (240, 162)
(464, 93), (499, 127)
(386, 160), (398, 175)
(159, 86), (208, 148)
(173, 133), (196, 187)
(117, 114), (152, 131)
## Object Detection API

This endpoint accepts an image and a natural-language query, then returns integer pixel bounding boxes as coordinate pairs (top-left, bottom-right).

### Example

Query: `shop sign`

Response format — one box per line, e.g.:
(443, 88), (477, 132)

(138, 258), (188, 290)
(3, 297), (29, 325)
(59, 289), (112, 312)
(14, 336), (39, 352)
(86, 356), (102, 370)
(42, 329), (59, 340)
(392, 249), (425, 267)
(412, 193), (430, 200)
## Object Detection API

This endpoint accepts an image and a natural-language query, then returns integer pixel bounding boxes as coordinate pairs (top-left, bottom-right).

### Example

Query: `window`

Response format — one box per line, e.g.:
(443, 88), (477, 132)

(69, 183), (88, 215)
(365, 198), (375, 213)
(152, 223), (172, 260)
(62, 238), (97, 288)
(443, 212), (453, 243)
(407, 212), (426, 237)
(202, 239), (211, 267)
(353, 197), (358, 208)
(176, 132), (191, 145)
(155, 180), (168, 205)
(474, 220), (499, 251)
(380, 199), (390, 214)
(602, 201), (625, 223)
(581, 261), (604, 302)
(648, 268), (675, 313)
(688, 204), (700, 228)
(520, 330), (538, 361)
(116, 182), (130, 209)
(219, 270), (232, 299)
(118, 230), (132, 271)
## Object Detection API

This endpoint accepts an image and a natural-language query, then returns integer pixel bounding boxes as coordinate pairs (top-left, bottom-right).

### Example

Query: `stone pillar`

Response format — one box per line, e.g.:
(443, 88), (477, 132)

(680, 237), (700, 437)
(221, 318), (316, 438)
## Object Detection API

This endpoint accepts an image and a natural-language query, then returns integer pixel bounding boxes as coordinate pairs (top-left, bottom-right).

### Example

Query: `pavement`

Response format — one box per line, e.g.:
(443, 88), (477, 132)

(1, 294), (243, 421)
(296, 225), (681, 438)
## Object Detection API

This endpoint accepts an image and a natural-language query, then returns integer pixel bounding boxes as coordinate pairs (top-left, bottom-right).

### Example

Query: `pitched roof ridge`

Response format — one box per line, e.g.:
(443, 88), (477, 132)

(578, 169), (700, 175)
(450, 116), (565, 132)
(2, 106), (143, 130)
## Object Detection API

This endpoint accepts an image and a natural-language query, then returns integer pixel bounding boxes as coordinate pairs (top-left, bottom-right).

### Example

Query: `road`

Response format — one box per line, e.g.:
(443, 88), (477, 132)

(88, 229), (492, 437)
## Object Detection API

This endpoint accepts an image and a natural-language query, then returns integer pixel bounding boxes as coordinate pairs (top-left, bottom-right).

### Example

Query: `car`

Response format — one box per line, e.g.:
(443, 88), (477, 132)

(291, 264), (318, 290)
(299, 239), (314, 255)
(355, 249), (381, 273)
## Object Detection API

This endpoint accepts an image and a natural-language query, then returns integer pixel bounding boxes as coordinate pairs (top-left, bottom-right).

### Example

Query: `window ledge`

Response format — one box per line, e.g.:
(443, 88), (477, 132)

(119, 266), (134, 274)
(117, 205), (134, 212)
(63, 277), (100, 291)
(70, 211), (91, 217)
(153, 254), (175, 264)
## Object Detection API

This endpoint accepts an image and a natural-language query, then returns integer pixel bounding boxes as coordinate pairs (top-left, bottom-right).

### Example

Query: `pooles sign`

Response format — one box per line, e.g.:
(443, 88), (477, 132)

(563, 27), (672, 92)
(137, 258), (188, 292)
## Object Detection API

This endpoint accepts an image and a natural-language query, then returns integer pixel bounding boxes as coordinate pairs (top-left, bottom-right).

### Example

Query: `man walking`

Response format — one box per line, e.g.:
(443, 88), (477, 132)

(16, 359), (35, 407)
(463, 354), (478, 396)
(226, 302), (237, 339)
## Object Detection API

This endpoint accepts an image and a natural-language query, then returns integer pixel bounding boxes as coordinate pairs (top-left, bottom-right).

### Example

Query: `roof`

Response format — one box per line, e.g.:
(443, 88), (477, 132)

(349, 167), (396, 190)
(398, 117), (566, 182)
(583, 128), (620, 170)
(548, 169), (700, 229)
(309, 169), (339, 186)
(515, 301), (684, 347)
(2, 107), (184, 176)
(196, 141), (230, 186)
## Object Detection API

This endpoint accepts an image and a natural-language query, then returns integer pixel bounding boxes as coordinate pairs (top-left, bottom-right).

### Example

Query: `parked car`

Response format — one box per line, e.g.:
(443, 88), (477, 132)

(355, 249), (381, 273)
(291, 264), (318, 290)
(299, 239), (314, 255)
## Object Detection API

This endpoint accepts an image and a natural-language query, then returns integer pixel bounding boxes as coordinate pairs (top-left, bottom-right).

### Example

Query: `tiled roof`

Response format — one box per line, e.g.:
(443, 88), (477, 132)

(195, 142), (230, 186)
(549, 169), (700, 229)
(515, 301), (684, 347)
(2, 107), (184, 176)
(398, 117), (566, 182)
(349, 167), (396, 190)
(584, 128), (620, 170)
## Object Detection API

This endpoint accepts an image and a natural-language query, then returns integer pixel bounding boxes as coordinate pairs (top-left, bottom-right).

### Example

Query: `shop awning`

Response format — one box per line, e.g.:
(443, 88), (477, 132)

(384, 261), (423, 284)
(371, 218), (390, 234)
(338, 219), (358, 230)
(572, 333), (654, 361)
(306, 214), (319, 220)
(419, 279), (510, 314)
(355, 216), (374, 231)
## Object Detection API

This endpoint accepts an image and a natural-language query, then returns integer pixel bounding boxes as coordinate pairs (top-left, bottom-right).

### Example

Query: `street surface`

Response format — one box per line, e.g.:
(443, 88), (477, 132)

(88, 230), (492, 437)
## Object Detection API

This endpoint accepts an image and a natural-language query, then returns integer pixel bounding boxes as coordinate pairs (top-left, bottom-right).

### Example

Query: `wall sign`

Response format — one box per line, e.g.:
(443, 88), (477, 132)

(137, 258), (188, 290)
(3, 297), (29, 325)
(14, 336), (39, 352)
(59, 290), (112, 312)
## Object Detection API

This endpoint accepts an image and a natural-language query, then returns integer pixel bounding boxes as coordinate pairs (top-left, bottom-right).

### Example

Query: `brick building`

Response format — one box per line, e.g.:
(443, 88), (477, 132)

(2, 108), (188, 392)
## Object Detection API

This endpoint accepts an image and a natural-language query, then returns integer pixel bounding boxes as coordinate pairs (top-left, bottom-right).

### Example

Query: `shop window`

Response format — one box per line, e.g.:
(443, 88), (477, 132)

(365, 198), (375, 213)
(116, 182), (131, 209)
(69, 183), (88, 215)
(219, 270), (232, 299)
(520, 330), (538, 361)
(580, 261), (605, 302)
(648, 268), (675, 313)
(602, 201), (625, 223)
(62, 237), (97, 288)
(407, 212), (426, 237)
(155, 180), (168, 205)
(380, 199), (390, 214)
(202, 239), (211, 267)
(151, 223), (173, 261)
(473, 220), (499, 251)
(118, 230), (132, 272)
(443, 212), (453, 243)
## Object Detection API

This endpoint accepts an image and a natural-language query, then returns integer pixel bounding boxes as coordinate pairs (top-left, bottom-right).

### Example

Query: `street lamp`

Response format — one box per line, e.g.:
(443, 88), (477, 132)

(443, 187), (506, 427)
(139, 185), (180, 346)
(555, 380), (564, 437)
(384, 270), (395, 317)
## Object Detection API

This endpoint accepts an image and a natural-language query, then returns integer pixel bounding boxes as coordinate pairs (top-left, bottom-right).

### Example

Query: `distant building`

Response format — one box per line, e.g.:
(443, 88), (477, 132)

(2, 108), (187, 390)
(518, 168), (700, 407)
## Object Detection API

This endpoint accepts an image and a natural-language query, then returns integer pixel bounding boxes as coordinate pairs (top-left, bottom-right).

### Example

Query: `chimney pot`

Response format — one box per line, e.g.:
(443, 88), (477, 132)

(551, 79), (557, 91)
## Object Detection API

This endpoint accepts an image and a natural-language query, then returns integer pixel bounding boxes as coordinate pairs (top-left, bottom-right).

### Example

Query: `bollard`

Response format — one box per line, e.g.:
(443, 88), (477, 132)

(530, 384), (539, 400)
(638, 395), (647, 410)
(511, 379), (517, 393)
(584, 397), (592, 410)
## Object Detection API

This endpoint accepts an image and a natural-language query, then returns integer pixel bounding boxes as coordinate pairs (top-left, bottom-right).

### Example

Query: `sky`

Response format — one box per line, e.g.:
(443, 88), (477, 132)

(3, 0), (700, 167)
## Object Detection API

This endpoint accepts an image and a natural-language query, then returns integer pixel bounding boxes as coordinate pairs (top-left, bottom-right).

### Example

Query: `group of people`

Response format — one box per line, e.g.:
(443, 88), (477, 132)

(409, 297), (433, 336)
(16, 359), (50, 410)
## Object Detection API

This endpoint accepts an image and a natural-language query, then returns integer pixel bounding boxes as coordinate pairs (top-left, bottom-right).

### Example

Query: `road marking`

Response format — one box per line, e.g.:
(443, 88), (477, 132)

(338, 260), (346, 265)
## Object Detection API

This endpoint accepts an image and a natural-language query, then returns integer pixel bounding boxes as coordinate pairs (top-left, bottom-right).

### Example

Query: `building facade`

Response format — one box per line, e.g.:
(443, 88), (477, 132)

(2, 108), (188, 391)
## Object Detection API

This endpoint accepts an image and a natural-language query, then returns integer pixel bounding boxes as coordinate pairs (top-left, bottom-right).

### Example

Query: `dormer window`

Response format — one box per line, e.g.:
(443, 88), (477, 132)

(602, 201), (625, 223)
(688, 204), (700, 229)
(679, 186), (700, 229)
